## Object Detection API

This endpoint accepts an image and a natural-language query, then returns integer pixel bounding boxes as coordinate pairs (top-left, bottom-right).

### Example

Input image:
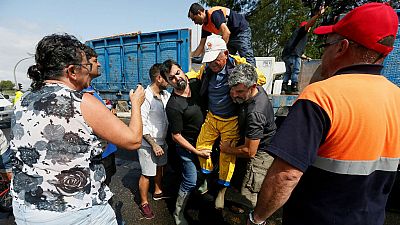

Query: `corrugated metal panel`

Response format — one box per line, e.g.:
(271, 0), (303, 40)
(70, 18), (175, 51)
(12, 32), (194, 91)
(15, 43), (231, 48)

(382, 10), (400, 87)
(86, 29), (191, 100)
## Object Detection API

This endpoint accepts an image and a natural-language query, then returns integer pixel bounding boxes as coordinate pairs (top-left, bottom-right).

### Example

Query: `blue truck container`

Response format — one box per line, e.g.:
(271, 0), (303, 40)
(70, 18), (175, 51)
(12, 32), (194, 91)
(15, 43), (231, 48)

(85, 29), (191, 101)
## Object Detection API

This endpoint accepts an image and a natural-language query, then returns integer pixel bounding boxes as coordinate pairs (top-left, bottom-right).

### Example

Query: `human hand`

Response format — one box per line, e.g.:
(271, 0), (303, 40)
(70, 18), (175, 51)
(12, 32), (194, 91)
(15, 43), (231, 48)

(111, 108), (117, 115)
(196, 149), (211, 159)
(0, 172), (12, 181)
(153, 144), (164, 156)
(130, 85), (145, 107)
(219, 141), (232, 154)
(319, 5), (327, 16)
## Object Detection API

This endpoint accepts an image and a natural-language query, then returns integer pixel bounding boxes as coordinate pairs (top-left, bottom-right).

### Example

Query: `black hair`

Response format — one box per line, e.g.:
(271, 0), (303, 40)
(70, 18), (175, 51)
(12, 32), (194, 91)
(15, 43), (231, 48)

(27, 33), (84, 91)
(160, 59), (182, 81)
(188, 3), (204, 17)
(149, 63), (162, 83)
(83, 45), (98, 60)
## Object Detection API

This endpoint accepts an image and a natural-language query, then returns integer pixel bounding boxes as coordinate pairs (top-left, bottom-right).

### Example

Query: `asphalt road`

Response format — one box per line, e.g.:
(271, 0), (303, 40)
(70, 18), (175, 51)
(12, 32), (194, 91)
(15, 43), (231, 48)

(1, 126), (400, 225)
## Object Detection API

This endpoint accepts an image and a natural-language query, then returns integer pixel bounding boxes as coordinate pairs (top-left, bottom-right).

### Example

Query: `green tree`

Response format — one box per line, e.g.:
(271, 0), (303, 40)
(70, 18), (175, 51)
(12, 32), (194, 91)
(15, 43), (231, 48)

(0, 80), (15, 91)
(198, 0), (399, 59)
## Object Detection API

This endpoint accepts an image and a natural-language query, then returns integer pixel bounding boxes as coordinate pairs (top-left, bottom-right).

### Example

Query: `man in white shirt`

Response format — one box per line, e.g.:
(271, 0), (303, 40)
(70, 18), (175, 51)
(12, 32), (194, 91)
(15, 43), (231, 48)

(138, 63), (171, 219)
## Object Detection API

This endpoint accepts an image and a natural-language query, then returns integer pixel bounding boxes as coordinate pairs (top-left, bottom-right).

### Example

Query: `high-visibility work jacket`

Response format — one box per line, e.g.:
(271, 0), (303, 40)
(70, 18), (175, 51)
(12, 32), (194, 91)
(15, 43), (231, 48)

(298, 74), (400, 175)
(202, 6), (228, 35)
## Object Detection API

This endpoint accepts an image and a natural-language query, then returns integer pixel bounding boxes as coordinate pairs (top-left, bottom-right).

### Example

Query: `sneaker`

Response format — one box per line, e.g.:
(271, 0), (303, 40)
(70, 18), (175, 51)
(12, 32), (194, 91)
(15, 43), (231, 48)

(139, 203), (155, 219)
(152, 192), (171, 201)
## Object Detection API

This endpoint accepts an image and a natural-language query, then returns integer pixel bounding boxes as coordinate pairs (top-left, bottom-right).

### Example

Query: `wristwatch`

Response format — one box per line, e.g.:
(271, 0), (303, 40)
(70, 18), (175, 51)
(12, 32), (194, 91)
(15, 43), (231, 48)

(248, 210), (266, 225)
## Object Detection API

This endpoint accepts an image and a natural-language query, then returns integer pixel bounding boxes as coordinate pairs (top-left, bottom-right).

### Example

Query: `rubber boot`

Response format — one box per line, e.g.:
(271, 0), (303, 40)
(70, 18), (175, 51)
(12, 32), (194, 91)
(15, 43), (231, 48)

(291, 82), (299, 95)
(281, 82), (289, 95)
(215, 187), (227, 210)
(197, 178), (208, 195)
(174, 191), (190, 225)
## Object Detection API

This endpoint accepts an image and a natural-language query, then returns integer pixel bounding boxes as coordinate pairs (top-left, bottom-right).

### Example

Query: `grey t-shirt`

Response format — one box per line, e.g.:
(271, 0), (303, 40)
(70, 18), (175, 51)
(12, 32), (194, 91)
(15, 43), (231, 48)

(238, 86), (276, 151)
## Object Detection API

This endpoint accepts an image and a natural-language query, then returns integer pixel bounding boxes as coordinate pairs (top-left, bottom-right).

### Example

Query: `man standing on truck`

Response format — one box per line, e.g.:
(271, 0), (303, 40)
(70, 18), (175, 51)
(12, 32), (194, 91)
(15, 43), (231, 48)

(249, 3), (400, 225)
(281, 6), (325, 94)
(188, 3), (256, 66)
(137, 63), (170, 220)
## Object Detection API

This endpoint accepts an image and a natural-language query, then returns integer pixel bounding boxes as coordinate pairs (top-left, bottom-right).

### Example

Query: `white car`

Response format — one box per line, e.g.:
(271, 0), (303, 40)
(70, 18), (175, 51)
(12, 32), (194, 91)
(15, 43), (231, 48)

(0, 94), (13, 127)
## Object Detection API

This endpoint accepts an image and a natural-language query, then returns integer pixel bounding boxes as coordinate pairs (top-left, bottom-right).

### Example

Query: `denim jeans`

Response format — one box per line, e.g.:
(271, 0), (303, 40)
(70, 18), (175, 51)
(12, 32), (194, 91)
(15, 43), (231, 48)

(13, 202), (117, 225)
(176, 144), (197, 193)
(283, 55), (301, 83)
(228, 27), (256, 66)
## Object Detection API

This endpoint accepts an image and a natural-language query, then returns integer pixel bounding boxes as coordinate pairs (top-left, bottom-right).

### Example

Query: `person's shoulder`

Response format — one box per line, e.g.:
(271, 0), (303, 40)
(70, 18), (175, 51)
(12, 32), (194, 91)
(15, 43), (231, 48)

(166, 95), (183, 111)
(162, 90), (171, 97)
(144, 86), (154, 99)
(250, 88), (269, 109)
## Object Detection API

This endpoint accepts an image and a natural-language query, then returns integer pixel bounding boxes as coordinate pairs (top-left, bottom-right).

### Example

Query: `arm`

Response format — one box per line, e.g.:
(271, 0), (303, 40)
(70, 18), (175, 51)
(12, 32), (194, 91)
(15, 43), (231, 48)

(143, 134), (164, 156)
(219, 23), (231, 43)
(191, 37), (207, 57)
(220, 137), (260, 158)
(172, 133), (211, 158)
(304, 6), (326, 31)
(250, 157), (303, 224)
(82, 86), (144, 151)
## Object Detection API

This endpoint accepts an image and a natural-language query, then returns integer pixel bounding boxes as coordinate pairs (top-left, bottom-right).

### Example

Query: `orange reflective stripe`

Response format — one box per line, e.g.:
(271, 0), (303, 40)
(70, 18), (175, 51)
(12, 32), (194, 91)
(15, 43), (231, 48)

(202, 7), (227, 34)
(298, 74), (400, 162)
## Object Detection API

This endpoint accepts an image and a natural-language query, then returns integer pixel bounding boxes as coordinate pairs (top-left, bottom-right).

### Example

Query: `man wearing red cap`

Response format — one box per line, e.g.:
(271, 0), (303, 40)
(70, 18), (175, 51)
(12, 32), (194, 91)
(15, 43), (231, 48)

(248, 3), (400, 225)
(281, 7), (325, 94)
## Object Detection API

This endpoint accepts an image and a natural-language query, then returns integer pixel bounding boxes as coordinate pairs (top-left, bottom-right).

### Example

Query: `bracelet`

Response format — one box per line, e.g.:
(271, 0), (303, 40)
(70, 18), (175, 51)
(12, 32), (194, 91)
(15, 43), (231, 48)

(248, 210), (266, 225)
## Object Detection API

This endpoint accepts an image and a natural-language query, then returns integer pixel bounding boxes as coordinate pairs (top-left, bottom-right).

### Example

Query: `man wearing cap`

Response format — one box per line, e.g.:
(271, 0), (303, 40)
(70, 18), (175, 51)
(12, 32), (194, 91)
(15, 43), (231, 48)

(190, 36), (265, 210)
(281, 6), (325, 94)
(188, 3), (256, 66)
(249, 3), (400, 225)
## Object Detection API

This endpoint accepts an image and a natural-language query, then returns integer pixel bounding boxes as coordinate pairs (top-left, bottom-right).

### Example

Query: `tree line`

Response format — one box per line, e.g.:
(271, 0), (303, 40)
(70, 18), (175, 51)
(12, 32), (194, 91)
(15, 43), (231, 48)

(199, 0), (399, 60)
(0, 80), (21, 91)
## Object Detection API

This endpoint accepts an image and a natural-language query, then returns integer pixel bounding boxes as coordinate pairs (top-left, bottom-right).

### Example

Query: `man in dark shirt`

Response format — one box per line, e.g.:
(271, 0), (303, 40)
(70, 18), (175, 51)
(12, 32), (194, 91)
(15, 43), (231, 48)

(250, 3), (400, 225)
(188, 3), (256, 65)
(160, 59), (210, 225)
(281, 7), (325, 94)
(220, 64), (276, 208)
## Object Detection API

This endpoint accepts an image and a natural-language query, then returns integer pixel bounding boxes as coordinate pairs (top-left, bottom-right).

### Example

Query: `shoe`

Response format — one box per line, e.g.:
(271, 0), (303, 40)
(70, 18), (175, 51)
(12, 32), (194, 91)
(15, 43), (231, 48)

(152, 192), (171, 201)
(215, 187), (227, 210)
(174, 191), (190, 225)
(291, 82), (299, 95)
(281, 82), (289, 95)
(197, 179), (208, 195)
(139, 203), (155, 219)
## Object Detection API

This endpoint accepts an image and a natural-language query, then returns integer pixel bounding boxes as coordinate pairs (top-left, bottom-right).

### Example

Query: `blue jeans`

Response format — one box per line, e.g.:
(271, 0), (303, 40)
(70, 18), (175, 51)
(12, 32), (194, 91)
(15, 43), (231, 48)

(283, 55), (301, 83)
(176, 145), (197, 193)
(228, 27), (256, 66)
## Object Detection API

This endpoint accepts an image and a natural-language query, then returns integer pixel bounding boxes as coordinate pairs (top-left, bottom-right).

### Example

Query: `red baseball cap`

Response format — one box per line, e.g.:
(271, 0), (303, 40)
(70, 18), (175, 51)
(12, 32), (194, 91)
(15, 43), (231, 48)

(300, 21), (308, 27)
(314, 2), (398, 56)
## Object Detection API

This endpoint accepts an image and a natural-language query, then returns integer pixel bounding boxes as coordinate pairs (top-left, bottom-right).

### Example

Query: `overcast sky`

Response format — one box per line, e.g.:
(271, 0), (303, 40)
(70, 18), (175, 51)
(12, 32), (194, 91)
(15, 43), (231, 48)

(0, 0), (202, 90)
